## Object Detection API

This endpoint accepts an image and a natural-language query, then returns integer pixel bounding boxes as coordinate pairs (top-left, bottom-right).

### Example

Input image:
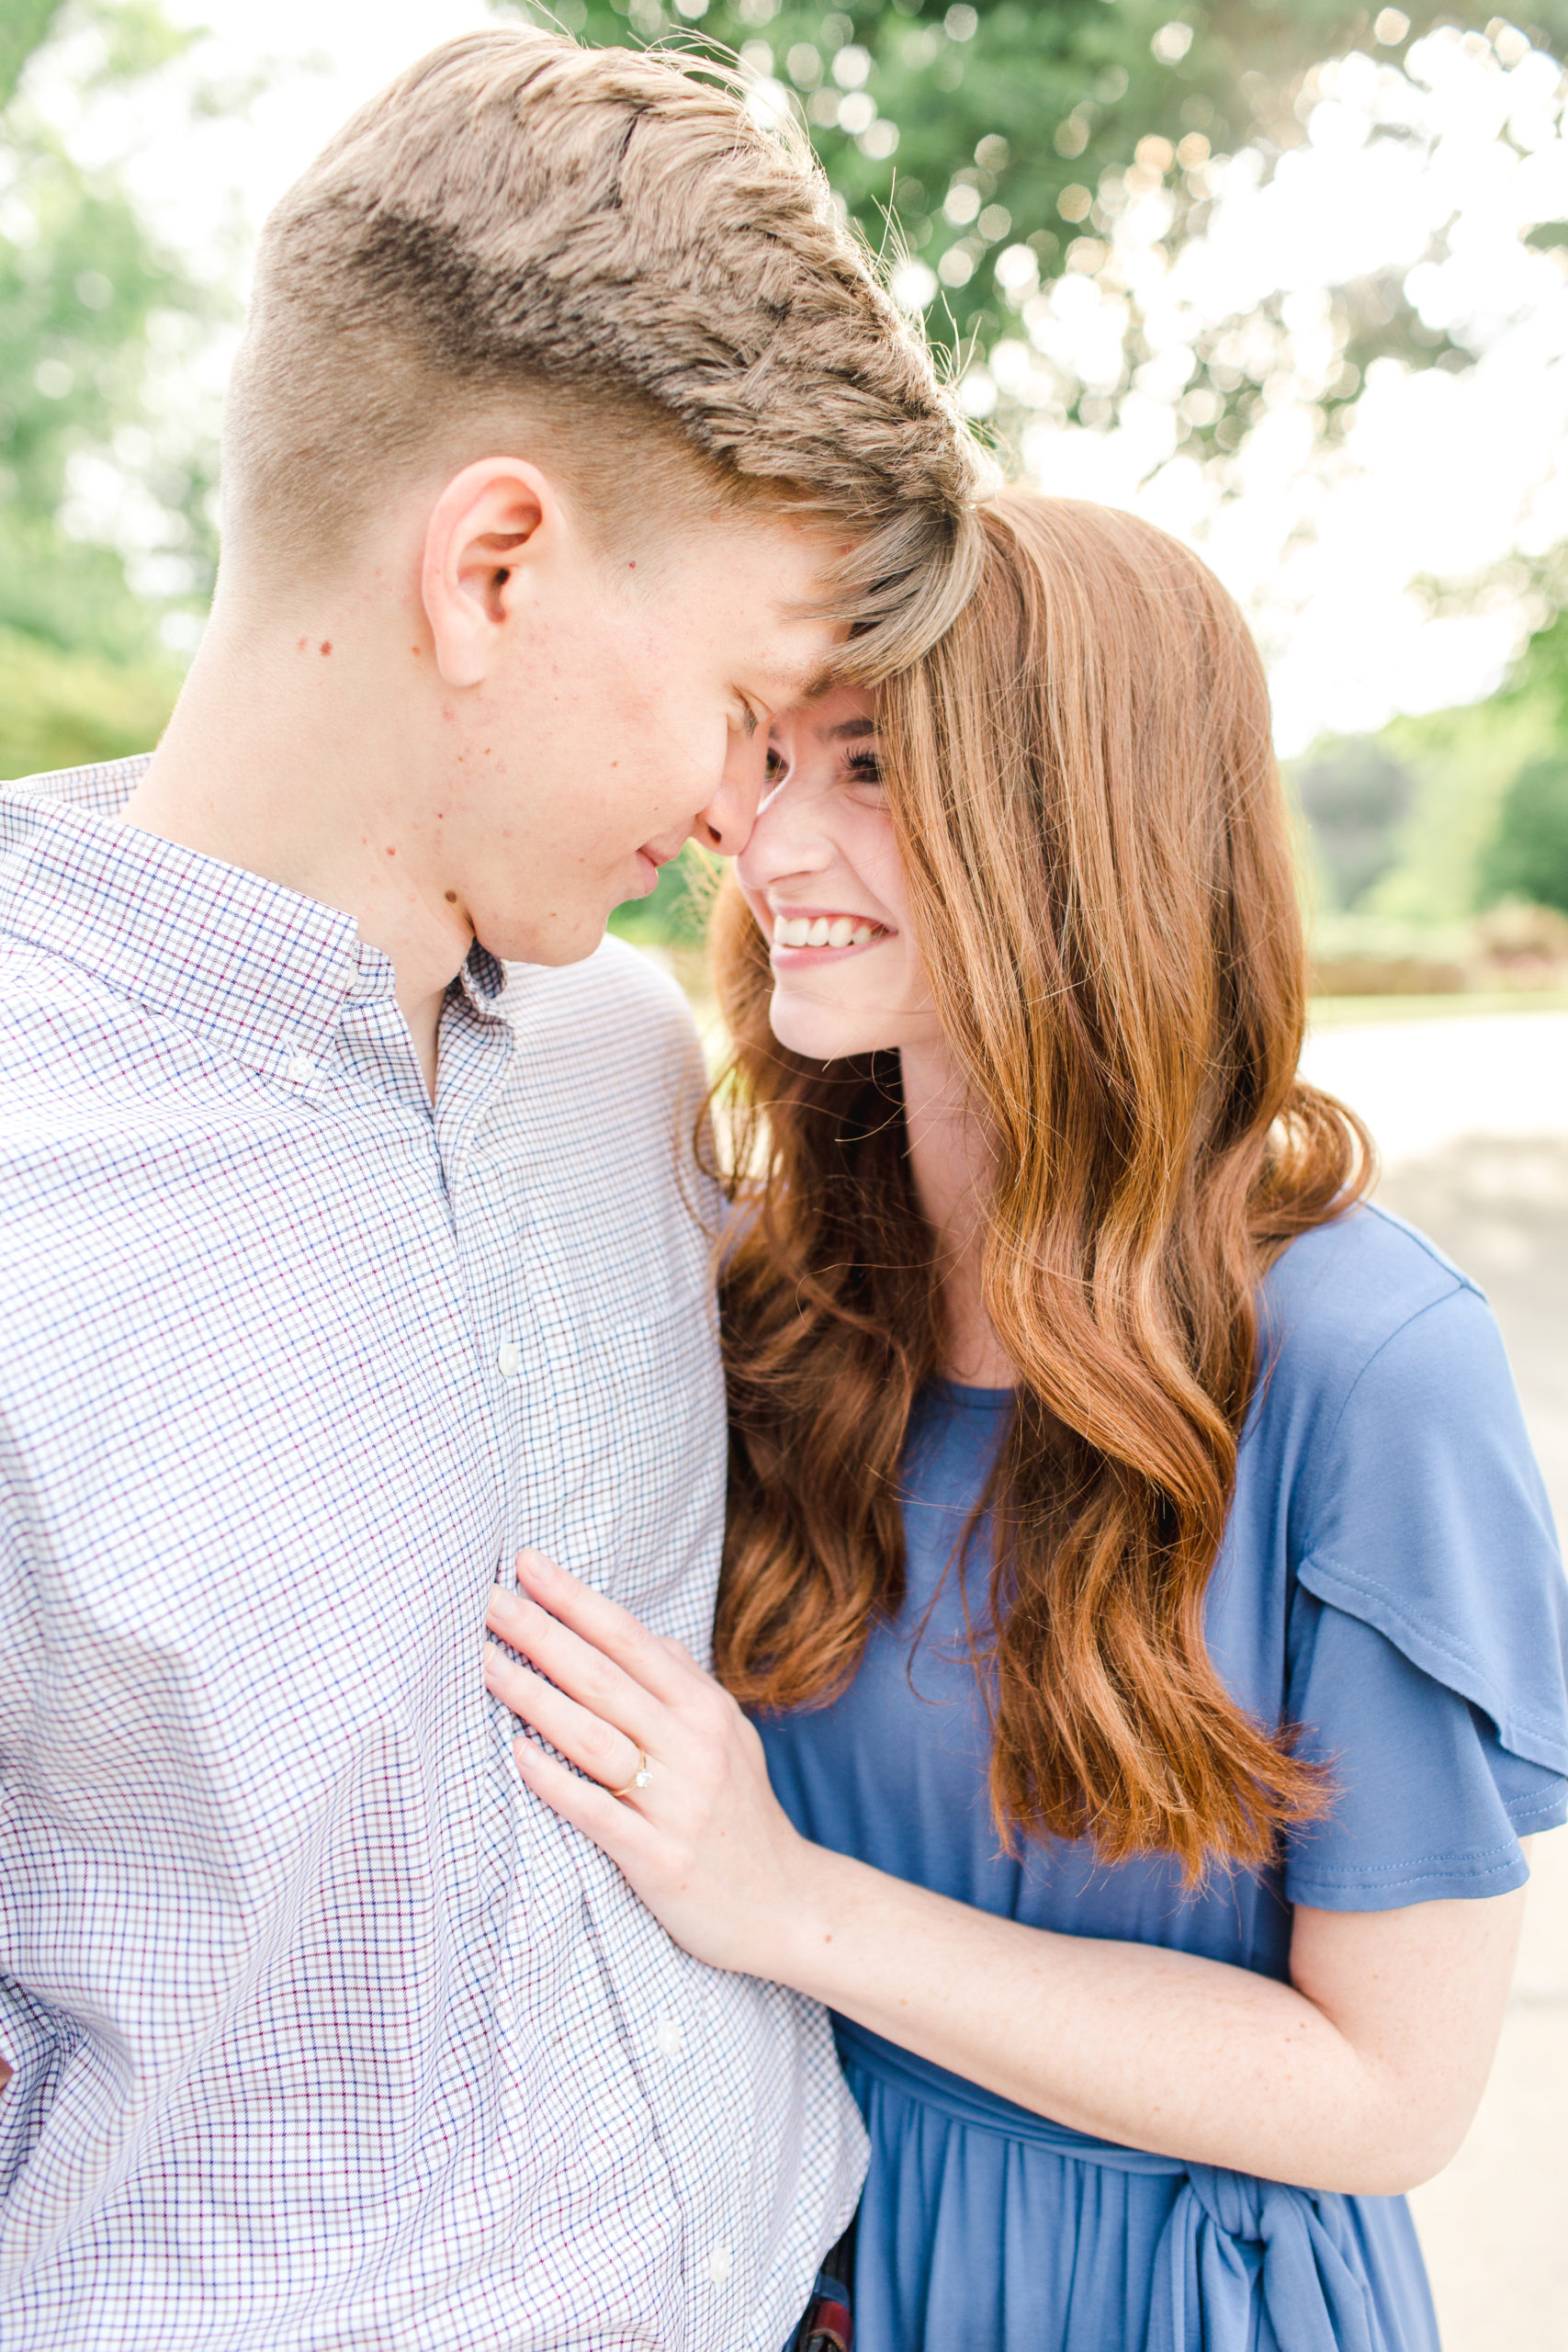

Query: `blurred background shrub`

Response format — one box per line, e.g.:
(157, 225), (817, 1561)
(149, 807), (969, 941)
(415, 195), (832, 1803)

(1483, 754), (1568, 910)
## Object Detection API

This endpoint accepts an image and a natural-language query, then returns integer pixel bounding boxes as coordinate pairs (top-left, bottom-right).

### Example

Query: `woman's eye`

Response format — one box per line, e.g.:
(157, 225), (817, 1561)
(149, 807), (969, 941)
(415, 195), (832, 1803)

(845, 752), (885, 793)
(765, 745), (789, 785)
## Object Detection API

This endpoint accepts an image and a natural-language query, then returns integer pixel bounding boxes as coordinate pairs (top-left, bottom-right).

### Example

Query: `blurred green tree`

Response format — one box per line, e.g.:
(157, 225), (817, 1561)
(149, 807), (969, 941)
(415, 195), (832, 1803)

(1367, 601), (1568, 926)
(1481, 756), (1568, 914)
(1, 4), (72, 107)
(0, 0), (219, 775)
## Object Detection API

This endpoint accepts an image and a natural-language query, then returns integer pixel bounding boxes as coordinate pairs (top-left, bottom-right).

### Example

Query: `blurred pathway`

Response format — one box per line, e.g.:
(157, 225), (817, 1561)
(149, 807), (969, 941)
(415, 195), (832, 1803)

(1302, 1013), (1568, 2349)
(1301, 1008), (1568, 1170)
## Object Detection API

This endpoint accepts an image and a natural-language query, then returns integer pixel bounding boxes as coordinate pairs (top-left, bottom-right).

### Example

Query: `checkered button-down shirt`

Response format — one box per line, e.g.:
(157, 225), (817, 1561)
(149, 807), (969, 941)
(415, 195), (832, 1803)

(0, 760), (864, 2350)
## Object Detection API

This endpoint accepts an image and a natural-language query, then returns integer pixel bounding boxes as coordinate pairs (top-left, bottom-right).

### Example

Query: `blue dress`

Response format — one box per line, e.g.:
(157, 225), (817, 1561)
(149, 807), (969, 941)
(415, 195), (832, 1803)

(758, 1206), (1568, 2352)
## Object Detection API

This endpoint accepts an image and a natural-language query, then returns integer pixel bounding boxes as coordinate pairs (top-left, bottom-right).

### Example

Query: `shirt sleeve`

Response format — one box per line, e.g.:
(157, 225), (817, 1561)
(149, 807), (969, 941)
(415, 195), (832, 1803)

(0, 1474), (68, 2206)
(1281, 1280), (1568, 1911)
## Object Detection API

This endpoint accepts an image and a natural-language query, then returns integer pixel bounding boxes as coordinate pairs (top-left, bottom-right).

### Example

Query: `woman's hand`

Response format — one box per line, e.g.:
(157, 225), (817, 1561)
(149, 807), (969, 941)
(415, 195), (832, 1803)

(483, 1549), (821, 1978)
(482, 1557), (1528, 2194)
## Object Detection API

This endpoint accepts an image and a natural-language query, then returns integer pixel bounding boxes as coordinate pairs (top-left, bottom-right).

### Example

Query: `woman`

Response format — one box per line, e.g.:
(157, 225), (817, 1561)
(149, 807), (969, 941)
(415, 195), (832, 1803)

(482, 493), (1568, 2349)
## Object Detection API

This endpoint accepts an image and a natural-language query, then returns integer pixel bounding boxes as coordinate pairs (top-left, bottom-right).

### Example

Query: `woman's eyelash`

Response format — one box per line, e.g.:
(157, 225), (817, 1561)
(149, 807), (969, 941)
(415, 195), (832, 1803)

(845, 750), (884, 784)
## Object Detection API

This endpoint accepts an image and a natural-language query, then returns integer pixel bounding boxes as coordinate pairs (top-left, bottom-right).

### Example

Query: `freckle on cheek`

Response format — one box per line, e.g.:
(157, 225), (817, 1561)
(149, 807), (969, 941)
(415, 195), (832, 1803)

(445, 889), (457, 903)
(320, 641), (333, 656)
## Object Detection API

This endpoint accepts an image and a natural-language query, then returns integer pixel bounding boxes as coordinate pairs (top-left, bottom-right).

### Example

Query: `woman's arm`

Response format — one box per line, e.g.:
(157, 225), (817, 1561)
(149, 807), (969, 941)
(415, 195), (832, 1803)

(484, 1551), (1526, 2197)
(746, 1849), (1521, 2195)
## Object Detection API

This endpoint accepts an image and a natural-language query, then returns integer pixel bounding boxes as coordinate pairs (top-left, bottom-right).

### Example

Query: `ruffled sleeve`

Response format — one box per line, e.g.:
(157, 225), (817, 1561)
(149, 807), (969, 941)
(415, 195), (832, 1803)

(1280, 1270), (1568, 1910)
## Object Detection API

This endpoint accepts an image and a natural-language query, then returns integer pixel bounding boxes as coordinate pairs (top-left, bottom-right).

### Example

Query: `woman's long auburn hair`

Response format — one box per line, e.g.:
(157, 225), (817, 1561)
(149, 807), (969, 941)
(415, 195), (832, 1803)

(711, 491), (1372, 1883)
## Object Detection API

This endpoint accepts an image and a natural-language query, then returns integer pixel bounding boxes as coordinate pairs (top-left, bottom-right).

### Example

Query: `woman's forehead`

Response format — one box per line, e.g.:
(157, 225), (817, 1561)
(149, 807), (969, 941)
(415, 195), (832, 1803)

(777, 680), (877, 736)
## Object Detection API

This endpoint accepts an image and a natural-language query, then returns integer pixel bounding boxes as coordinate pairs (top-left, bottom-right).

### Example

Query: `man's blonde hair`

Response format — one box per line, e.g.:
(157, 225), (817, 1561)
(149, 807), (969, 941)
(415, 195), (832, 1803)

(223, 28), (983, 676)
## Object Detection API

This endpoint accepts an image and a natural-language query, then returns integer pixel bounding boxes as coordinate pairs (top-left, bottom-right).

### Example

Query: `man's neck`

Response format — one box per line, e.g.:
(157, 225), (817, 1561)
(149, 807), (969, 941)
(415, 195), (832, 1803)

(123, 598), (472, 1096)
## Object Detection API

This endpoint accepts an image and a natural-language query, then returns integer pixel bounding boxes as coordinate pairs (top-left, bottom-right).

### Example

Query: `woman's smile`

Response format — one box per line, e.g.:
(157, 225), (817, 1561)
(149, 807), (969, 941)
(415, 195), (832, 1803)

(770, 905), (891, 960)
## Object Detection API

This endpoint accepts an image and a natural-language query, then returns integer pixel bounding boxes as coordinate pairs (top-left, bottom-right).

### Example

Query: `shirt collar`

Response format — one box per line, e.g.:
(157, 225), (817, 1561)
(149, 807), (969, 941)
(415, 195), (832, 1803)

(455, 941), (508, 1009)
(0, 759), (503, 1078)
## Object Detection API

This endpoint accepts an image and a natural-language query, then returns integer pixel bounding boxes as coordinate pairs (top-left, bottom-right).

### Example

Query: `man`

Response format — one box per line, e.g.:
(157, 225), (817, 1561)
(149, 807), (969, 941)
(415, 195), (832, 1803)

(0, 28), (978, 2349)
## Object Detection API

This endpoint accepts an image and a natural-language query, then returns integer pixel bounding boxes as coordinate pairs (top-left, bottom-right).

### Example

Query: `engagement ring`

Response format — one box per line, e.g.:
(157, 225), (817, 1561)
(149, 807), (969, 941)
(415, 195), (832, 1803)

(611, 1747), (652, 1798)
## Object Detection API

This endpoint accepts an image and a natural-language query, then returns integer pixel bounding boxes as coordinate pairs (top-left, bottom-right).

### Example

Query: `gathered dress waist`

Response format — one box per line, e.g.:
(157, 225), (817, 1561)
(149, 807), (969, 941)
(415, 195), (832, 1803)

(835, 2018), (1417, 2352)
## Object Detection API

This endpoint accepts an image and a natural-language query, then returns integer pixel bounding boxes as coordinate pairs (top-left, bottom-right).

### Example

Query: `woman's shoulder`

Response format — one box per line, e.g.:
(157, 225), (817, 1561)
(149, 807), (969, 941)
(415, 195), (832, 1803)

(1257, 1201), (1491, 1429)
(1262, 1197), (1476, 1342)
(1247, 1202), (1567, 1785)
(1245, 1200), (1556, 1630)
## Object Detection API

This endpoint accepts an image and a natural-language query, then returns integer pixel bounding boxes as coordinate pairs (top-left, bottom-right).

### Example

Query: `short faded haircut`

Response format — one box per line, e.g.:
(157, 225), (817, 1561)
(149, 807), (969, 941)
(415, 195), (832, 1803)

(222, 28), (984, 678)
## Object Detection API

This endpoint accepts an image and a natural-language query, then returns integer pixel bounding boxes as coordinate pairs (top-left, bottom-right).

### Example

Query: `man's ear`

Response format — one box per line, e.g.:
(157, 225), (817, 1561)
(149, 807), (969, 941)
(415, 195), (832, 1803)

(421, 458), (560, 689)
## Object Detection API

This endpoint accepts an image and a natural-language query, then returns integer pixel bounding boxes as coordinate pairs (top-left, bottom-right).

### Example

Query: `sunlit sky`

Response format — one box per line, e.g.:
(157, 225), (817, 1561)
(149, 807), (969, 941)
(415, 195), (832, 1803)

(25, 4), (1568, 752)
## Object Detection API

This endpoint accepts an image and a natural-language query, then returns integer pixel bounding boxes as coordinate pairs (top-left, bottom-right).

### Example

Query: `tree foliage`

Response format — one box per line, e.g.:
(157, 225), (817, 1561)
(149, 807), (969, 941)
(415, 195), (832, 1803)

(0, 0), (217, 769)
(1, 2), (71, 110)
(1482, 753), (1568, 912)
(0, 623), (178, 776)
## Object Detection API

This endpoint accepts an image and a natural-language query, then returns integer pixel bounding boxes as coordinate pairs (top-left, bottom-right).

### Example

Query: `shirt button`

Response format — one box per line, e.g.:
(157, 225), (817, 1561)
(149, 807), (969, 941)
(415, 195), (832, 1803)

(285, 1053), (316, 1084)
(655, 2016), (683, 2058)
(496, 1340), (523, 1378)
(706, 2245), (733, 2285)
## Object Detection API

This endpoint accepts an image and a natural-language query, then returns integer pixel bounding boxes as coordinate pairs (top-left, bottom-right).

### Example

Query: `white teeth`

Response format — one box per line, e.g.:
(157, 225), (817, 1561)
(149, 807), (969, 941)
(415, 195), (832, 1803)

(773, 912), (884, 949)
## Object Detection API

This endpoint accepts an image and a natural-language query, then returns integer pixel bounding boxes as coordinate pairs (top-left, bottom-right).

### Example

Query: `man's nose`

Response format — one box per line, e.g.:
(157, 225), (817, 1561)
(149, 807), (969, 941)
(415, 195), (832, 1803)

(692, 724), (772, 856)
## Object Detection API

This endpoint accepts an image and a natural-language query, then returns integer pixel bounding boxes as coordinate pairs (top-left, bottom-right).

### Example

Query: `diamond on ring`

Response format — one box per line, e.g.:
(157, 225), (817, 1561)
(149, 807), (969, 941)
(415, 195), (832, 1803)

(611, 1747), (653, 1798)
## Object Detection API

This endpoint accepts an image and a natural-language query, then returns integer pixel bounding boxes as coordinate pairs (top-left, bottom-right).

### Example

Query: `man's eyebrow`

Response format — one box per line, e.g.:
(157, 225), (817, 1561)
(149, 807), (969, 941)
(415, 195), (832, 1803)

(765, 662), (840, 710)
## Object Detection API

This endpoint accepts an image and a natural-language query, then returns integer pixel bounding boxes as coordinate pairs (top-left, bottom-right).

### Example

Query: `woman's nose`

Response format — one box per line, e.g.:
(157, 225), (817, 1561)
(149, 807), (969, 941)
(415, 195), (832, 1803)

(736, 780), (834, 889)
